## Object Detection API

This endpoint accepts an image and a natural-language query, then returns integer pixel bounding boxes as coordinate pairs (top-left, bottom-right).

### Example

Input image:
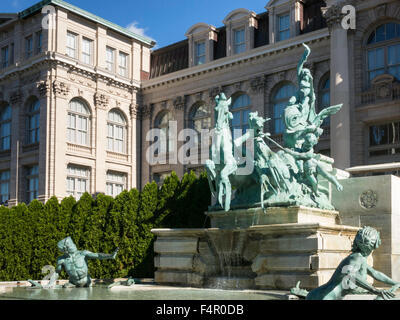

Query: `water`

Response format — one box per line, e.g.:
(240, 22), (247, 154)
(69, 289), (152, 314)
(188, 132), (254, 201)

(0, 285), (283, 300)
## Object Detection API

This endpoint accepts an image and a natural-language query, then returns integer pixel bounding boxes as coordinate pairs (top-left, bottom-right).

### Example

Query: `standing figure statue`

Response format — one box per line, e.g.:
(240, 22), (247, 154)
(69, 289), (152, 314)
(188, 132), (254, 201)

(29, 237), (119, 289)
(206, 93), (238, 212)
(291, 227), (400, 300)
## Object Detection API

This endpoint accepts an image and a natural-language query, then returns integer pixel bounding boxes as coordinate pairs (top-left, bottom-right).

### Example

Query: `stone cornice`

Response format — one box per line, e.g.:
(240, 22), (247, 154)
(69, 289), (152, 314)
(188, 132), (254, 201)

(142, 28), (330, 90)
(0, 52), (141, 94)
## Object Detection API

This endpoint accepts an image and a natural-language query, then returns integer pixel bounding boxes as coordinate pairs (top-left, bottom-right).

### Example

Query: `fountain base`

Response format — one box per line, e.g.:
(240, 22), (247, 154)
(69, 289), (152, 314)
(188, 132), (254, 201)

(152, 208), (361, 290)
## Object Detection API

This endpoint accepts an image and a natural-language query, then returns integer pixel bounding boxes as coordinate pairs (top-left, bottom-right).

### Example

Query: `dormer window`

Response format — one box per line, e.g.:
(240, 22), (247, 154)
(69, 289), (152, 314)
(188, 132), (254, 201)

(223, 9), (258, 57)
(278, 14), (290, 41)
(195, 41), (206, 65)
(233, 28), (246, 54)
(185, 23), (218, 67)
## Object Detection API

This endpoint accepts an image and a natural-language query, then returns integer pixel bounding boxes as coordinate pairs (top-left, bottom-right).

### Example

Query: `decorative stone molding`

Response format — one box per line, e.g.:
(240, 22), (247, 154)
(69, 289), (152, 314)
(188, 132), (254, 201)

(129, 104), (140, 119)
(360, 74), (400, 105)
(359, 190), (378, 210)
(322, 3), (347, 30)
(250, 75), (268, 93)
(141, 104), (154, 120)
(94, 93), (109, 109)
(173, 96), (187, 111)
(374, 3), (387, 18)
(10, 91), (23, 104)
(53, 80), (70, 97)
(21, 72), (41, 86)
(209, 86), (223, 99)
(36, 81), (50, 97)
(161, 101), (168, 110)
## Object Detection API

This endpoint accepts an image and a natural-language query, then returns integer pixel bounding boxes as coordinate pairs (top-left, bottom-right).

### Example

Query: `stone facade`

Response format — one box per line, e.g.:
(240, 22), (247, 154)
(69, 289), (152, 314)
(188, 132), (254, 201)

(0, 0), (399, 203)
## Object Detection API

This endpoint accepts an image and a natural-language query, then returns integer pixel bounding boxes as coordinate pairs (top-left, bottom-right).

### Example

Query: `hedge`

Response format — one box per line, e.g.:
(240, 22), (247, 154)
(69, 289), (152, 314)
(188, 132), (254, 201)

(0, 171), (211, 282)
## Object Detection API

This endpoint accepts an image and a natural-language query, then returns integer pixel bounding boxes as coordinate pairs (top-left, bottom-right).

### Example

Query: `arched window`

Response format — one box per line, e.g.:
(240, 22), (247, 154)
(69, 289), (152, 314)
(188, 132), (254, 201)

(367, 22), (400, 82)
(272, 84), (296, 135)
(231, 94), (251, 135)
(319, 76), (330, 127)
(107, 109), (127, 154)
(155, 112), (174, 154)
(0, 104), (11, 151)
(190, 103), (211, 132)
(67, 99), (91, 146)
(27, 98), (40, 144)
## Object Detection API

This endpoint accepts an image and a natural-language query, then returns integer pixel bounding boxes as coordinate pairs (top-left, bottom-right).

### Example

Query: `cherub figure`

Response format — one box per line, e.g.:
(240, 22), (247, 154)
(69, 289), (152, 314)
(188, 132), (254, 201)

(291, 227), (400, 300)
(282, 132), (343, 196)
(29, 237), (119, 289)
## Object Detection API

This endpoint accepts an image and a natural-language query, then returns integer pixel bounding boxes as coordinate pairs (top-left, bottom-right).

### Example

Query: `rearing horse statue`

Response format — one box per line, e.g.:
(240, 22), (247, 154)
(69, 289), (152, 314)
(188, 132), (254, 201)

(205, 93), (238, 212)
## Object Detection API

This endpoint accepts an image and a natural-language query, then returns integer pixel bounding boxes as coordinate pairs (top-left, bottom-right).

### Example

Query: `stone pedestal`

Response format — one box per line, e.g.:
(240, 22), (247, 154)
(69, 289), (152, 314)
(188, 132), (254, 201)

(152, 207), (360, 290)
(332, 175), (400, 285)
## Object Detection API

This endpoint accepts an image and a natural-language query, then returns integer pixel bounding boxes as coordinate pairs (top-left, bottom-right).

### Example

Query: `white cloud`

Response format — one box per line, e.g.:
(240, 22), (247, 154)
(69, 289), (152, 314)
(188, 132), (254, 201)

(126, 21), (155, 43)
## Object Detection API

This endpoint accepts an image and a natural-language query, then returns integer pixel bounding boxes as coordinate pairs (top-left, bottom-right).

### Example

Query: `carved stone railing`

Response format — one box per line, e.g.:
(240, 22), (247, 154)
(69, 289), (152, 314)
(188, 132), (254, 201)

(106, 151), (129, 162)
(360, 74), (400, 106)
(67, 143), (92, 154)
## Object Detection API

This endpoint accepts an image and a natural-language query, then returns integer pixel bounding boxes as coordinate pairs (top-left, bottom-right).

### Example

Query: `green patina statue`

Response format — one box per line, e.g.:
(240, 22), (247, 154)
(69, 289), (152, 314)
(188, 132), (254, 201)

(291, 227), (400, 300)
(206, 43), (344, 212)
(29, 237), (119, 289)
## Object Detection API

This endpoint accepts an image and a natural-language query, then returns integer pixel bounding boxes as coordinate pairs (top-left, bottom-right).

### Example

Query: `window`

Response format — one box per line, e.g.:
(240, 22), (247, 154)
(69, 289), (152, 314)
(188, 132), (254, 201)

(106, 47), (115, 72)
(0, 105), (11, 151)
(319, 76), (330, 127)
(272, 84), (296, 135)
(233, 28), (246, 54)
(155, 112), (174, 154)
(67, 99), (91, 146)
(36, 31), (42, 54)
(1, 46), (9, 69)
(66, 31), (77, 58)
(27, 99), (40, 144)
(0, 170), (9, 204)
(369, 122), (400, 157)
(81, 37), (93, 65)
(10, 43), (14, 65)
(106, 171), (127, 197)
(153, 172), (171, 186)
(190, 103), (212, 132)
(107, 109), (127, 154)
(26, 36), (33, 58)
(195, 41), (206, 66)
(67, 165), (90, 200)
(27, 165), (39, 203)
(367, 23), (400, 82)
(118, 52), (128, 77)
(231, 94), (251, 135)
(278, 14), (290, 41)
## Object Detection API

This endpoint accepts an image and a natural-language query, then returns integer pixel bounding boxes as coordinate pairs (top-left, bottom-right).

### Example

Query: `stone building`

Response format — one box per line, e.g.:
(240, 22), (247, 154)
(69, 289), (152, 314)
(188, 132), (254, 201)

(0, 0), (399, 204)
(142, 0), (400, 186)
(0, 0), (154, 205)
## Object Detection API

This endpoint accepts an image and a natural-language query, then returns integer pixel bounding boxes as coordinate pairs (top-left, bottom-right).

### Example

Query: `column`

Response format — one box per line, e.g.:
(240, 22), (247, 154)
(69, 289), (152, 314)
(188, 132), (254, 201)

(324, 4), (351, 169)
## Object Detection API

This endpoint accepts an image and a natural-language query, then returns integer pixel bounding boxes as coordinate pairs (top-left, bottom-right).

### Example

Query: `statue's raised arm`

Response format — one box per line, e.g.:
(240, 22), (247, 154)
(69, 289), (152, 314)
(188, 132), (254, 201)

(298, 43), (311, 80)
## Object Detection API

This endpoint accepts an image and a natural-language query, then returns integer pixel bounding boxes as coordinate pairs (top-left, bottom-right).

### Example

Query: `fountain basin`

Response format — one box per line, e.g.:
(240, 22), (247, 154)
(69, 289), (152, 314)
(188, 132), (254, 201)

(152, 219), (360, 290)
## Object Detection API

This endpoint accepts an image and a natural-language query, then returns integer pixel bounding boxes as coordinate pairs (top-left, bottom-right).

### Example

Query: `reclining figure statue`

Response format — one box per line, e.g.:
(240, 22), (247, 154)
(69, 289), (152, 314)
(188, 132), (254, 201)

(29, 237), (119, 289)
(291, 226), (400, 300)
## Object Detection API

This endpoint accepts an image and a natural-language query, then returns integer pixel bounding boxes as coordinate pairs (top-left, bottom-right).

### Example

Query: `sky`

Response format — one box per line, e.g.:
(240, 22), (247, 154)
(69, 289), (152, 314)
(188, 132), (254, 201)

(1, 0), (269, 49)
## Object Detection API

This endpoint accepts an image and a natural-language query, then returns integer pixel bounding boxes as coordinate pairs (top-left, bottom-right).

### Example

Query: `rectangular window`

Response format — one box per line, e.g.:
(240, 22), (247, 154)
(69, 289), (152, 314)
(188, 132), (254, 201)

(195, 41), (206, 65)
(26, 36), (33, 58)
(233, 28), (246, 54)
(67, 165), (90, 200)
(0, 170), (9, 204)
(81, 37), (93, 65)
(278, 14), (290, 41)
(1, 46), (9, 69)
(36, 31), (42, 54)
(368, 48), (385, 82)
(369, 122), (400, 157)
(106, 171), (127, 198)
(67, 113), (89, 146)
(118, 52), (128, 77)
(153, 172), (171, 186)
(66, 31), (77, 58)
(388, 44), (400, 81)
(10, 43), (14, 65)
(27, 165), (39, 203)
(106, 46), (115, 72)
